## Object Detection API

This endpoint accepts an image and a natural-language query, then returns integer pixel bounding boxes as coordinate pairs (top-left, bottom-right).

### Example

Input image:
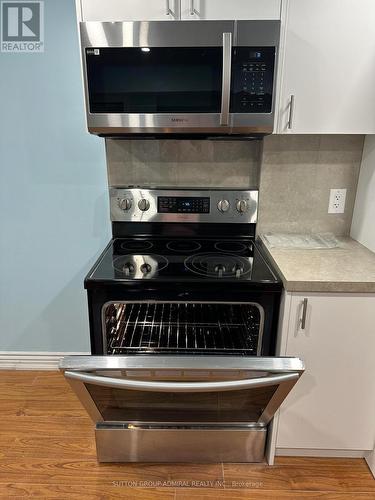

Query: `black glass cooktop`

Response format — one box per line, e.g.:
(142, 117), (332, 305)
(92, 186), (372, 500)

(85, 238), (281, 287)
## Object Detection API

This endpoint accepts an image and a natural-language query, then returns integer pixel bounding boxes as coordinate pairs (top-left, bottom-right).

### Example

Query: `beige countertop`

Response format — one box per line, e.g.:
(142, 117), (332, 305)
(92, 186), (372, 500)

(259, 236), (375, 293)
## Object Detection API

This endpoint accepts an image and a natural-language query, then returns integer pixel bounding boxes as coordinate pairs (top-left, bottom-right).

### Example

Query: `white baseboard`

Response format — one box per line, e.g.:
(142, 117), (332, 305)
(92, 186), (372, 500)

(0, 352), (90, 370)
(365, 449), (375, 478)
(276, 448), (367, 458)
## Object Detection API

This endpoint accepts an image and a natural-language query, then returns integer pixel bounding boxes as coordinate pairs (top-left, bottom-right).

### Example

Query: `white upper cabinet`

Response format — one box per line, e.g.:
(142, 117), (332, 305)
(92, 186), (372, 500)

(278, 0), (375, 134)
(180, 0), (281, 20)
(79, 0), (281, 22)
(277, 293), (375, 451)
(79, 0), (180, 21)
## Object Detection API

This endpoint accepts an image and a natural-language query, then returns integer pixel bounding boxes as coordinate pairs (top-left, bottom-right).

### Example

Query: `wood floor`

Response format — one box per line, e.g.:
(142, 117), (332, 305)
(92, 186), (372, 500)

(0, 371), (373, 499)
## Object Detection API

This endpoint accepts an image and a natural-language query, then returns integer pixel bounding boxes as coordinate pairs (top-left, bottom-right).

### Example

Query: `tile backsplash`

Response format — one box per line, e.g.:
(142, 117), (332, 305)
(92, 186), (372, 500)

(106, 135), (364, 236)
(258, 135), (364, 236)
(106, 139), (261, 188)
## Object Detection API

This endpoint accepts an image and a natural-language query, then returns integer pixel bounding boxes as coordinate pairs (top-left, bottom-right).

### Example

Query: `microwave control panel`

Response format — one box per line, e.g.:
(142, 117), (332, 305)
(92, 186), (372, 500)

(231, 47), (276, 113)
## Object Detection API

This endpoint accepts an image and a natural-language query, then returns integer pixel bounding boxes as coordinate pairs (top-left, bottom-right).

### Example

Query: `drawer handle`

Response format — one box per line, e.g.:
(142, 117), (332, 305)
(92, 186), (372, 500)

(301, 298), (308, 330)
(287, 94), (295, 129)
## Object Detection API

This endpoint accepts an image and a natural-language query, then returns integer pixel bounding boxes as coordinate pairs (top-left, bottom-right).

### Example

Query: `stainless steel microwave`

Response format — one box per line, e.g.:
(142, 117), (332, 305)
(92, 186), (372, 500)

(79, 20), (280, 137)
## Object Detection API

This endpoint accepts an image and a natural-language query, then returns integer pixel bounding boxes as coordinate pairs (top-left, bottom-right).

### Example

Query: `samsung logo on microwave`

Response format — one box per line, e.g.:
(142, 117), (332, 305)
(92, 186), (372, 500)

(171, 118), (188, 123)
(86, 48), (100, 55)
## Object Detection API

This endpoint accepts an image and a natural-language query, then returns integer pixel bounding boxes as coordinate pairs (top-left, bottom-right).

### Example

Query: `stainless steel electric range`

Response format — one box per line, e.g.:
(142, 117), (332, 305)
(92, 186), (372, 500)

(60, 188), (304, 463)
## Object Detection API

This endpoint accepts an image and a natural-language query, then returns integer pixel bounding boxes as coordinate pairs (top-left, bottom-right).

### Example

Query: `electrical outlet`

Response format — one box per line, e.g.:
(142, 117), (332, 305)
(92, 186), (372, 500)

(328, 188), (347, 214)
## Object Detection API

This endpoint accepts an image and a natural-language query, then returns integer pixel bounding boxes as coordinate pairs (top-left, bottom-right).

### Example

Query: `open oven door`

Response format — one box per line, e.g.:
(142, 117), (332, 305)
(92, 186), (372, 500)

(60, 356), (304, 463)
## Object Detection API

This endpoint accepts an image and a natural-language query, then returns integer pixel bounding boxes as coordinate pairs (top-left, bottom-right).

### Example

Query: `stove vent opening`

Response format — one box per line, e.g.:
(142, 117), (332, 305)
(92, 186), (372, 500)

(104, 302), (264, 356)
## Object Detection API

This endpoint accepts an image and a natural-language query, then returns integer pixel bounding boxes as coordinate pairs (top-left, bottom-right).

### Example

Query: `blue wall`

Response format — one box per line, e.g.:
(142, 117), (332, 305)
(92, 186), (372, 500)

(0, 0), (110, 351)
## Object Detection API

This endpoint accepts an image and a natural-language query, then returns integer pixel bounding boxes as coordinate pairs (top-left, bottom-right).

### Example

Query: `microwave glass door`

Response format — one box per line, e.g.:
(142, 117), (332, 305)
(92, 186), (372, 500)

(85, 47), (222, 114)
(85, 46), (276, 116)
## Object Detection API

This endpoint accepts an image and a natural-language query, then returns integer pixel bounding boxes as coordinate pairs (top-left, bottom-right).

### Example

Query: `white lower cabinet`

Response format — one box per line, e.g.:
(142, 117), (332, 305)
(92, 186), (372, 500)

(277, 293), (375, 451)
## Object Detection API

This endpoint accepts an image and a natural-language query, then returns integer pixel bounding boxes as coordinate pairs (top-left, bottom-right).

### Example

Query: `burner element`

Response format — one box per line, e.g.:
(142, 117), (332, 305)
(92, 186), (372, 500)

(214, 241), (249, 253)
(166, 240), (202, 253)
(185, 253), (252, 279)
(114, 254), (168, 278)
(120, 240), (153, 252)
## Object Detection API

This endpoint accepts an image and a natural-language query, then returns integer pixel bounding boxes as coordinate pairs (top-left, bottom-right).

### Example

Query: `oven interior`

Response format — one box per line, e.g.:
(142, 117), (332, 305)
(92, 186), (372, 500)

(103, 302), (264, 356)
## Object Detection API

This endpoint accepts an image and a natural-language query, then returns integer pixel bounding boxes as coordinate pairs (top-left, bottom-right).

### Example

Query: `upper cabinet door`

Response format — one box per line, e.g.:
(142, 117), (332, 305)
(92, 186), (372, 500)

(180, 0), (281, 20)
(278, 0), (375, 134)
(79, 0), (180, 21)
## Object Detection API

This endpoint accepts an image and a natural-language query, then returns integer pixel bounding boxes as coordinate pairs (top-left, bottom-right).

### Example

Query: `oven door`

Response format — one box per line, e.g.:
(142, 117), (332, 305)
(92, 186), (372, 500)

(60, 356), (304, 462)
(80, 20), (279, 135)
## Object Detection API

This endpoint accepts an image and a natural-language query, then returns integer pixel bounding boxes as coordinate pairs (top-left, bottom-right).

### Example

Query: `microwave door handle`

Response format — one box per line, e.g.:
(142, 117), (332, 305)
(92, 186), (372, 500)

(220, 32), (232, 126)
(64, 370), (299, 393)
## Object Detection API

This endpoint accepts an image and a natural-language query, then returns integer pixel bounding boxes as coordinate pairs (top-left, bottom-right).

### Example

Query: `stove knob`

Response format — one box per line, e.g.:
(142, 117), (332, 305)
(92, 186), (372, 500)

(217, 199), (230, 213)
(236, 199), (248, 214)
(122, 263), (135, 276)
(138, 199), (150, 212)
(118, 198), (132, 211)
(140, 263), (152, 274)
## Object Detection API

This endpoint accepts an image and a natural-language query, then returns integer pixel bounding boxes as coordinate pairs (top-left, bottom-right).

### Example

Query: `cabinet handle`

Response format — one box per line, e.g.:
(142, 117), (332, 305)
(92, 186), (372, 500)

(166, 0), (173, 16)
(300, 298), (308, 330)
(190, 0), (195, 15)
(287, 94), (295, 130)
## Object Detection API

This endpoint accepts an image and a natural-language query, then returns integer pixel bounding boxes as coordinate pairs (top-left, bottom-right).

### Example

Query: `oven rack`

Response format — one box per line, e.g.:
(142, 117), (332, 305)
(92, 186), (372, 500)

(105, 302), (262, 355)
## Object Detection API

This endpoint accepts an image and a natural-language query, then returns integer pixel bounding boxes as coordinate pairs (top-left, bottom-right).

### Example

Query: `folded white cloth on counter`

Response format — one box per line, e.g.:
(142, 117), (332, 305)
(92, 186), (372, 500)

(263, 232), (339, 249)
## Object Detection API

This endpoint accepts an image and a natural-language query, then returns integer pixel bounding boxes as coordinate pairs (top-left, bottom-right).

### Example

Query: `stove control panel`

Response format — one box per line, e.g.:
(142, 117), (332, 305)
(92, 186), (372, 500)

(110, 188), (258, 224)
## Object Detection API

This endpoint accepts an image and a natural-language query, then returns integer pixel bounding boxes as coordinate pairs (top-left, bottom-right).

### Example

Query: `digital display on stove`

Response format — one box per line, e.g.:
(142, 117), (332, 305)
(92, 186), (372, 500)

(158, 196), (210, 214)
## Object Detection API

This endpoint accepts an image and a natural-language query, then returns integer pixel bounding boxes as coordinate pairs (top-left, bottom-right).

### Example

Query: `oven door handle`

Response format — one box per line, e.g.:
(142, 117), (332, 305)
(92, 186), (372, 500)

(220, 32), (232, 126)
(64, 370), (299, 393)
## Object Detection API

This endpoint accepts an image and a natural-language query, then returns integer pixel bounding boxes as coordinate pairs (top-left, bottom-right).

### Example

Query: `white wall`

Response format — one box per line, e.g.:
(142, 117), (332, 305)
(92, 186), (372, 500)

(351, 135), (375, 252)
